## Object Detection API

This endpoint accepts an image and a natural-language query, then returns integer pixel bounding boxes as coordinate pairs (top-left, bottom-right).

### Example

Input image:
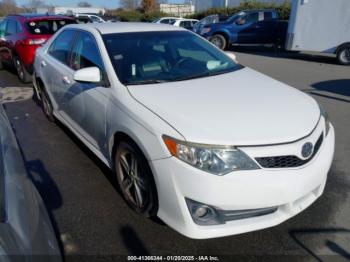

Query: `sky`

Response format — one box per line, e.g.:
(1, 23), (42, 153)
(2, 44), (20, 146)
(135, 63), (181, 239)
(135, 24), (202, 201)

(16, 0), (186, 9)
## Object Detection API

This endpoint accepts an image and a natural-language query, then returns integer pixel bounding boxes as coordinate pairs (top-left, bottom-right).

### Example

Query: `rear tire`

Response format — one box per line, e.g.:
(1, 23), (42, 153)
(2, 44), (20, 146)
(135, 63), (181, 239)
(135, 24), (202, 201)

(115, 140), (158, 217)
(209, 34), (227, 50)
(40, 86), (55, 122)
(337, 45), (350, 65)
(13, 56), (31, 83)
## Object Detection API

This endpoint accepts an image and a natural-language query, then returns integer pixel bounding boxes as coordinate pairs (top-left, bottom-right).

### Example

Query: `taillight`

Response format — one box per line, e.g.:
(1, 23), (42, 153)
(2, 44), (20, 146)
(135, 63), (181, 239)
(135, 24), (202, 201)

(21, 38), (47, 45)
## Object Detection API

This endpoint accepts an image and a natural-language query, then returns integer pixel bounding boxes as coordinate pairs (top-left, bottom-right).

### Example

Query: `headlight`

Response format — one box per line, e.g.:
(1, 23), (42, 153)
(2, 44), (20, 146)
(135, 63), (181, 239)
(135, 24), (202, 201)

(163, 136), (260, 175)
(319, 104), (331, 136)
(200, 27), (211, 35)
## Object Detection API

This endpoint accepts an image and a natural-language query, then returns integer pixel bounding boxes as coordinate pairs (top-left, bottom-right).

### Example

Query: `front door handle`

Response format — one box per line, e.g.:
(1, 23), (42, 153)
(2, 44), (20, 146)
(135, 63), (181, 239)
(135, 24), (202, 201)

(41, 61), (46, 67)
(62, 76), (71, 85)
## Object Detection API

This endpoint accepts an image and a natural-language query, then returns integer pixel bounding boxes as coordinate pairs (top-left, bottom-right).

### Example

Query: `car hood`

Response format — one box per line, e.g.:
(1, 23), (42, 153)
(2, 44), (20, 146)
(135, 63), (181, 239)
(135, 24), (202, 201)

(127, 67), (320, 146)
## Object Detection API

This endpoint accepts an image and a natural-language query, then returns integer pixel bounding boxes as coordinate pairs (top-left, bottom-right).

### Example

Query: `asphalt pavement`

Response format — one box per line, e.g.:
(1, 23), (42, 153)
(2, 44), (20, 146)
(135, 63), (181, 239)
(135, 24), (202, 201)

(0, 49), (349, 261)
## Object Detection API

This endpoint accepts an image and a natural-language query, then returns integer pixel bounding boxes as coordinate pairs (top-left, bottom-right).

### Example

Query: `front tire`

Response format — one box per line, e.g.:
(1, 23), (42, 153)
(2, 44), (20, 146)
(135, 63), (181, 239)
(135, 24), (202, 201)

(14, 56), (31, 83)
(115, 140), (158, 217)
(337, 46), (350, 65)
(209, 34), (227, 50)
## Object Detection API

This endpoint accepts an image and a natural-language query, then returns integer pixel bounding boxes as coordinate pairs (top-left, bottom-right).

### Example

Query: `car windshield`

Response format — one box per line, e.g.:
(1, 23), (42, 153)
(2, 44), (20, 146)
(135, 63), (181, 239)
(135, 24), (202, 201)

(26, 19), (74, 35)
(103, 31), (241, 85)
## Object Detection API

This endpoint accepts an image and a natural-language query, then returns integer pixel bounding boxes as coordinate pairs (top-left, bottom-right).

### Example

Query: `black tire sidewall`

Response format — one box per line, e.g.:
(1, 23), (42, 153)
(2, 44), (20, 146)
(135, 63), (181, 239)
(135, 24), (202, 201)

(115, 141), (158, 217)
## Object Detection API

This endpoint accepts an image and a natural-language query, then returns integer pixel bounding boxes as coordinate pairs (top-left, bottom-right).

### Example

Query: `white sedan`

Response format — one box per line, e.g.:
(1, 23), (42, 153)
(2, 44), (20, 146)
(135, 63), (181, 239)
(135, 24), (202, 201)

(171, 18), (199, 30)
(33, 22), (335, 239)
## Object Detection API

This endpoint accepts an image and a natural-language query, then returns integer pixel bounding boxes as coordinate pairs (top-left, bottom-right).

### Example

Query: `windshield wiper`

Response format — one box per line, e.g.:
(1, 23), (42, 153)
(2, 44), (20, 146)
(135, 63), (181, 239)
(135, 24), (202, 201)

(172, 68), (234, 82)
(126, 79), (169, 86)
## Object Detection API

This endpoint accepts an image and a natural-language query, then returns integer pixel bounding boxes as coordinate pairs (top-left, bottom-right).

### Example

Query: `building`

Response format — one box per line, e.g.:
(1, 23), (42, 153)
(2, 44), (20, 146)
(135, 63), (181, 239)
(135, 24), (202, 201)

(36, 6), (106, 15)
(160, 4), (195, 17)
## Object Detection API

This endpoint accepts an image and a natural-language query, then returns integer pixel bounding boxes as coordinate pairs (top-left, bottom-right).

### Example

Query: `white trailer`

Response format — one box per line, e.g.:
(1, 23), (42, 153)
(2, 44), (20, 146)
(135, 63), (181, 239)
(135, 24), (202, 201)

(286, 0), (350, 65)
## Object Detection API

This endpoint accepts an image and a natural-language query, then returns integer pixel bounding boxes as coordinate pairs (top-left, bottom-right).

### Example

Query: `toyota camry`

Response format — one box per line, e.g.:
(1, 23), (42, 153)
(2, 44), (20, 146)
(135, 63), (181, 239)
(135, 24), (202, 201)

(33, 23), (335, 239)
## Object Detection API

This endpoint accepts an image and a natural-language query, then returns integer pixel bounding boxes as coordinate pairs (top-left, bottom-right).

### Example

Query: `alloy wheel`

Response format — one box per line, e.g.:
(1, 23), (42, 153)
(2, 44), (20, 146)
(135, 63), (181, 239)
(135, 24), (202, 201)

(118, 148), (149, 209)
(15, 58), (24, 80)
(211, 37), (223, 49)
(340, 48), (350, 64)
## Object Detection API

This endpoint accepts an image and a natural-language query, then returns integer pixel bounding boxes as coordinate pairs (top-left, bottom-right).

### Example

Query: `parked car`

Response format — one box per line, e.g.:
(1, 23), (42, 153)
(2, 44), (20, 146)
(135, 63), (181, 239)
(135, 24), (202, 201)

(0, 102), (61, 260)
(75, 14), (105, 23)
(192, 14), (229, 34)
(172, 18), (199, 30)
(198, 9), (288, 50)
(33, 23), (334, 239)
(0, 14), (75, 83)
(286, 0), (350, 65)
(152, 17), (180, 25)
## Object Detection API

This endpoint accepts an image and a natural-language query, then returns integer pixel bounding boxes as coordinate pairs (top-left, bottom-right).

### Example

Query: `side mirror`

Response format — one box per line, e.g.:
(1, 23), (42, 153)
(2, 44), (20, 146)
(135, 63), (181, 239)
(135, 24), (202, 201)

(73, 67), (101, 83)
(225, 51), (238, 63)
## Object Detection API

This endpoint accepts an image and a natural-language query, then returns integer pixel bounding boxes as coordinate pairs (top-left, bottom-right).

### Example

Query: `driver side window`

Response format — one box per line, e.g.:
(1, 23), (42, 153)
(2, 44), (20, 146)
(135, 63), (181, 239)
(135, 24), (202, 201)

(70, 32), (104, 71)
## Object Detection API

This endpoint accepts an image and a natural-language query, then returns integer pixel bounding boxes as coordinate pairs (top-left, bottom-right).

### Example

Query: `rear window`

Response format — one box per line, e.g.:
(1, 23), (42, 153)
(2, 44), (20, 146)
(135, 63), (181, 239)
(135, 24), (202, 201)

(26, 19), (74, 35)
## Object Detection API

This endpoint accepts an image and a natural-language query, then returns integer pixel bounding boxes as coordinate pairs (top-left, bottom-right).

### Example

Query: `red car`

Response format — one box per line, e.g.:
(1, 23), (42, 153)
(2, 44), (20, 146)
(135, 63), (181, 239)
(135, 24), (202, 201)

(0, 14), (75, 83)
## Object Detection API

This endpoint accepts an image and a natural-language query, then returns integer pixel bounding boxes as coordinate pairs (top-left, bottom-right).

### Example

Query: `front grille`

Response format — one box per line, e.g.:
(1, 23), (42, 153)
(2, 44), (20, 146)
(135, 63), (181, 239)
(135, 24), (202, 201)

(255, 133), (324, 169)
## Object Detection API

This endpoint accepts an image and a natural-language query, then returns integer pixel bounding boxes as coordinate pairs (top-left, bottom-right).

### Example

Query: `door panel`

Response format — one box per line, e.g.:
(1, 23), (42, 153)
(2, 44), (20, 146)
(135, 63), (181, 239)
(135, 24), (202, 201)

(235, 12), (261, 44)
(64, 31), (108, 152)
(0, 20), (7, 63)
(44, 30), (76, 109)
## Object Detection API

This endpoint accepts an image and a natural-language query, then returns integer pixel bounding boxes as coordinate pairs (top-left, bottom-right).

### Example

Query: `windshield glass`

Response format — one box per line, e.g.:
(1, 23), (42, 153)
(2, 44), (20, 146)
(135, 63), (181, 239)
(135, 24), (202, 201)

(103, 31), (241, 85)
(26, 19), (74, 35)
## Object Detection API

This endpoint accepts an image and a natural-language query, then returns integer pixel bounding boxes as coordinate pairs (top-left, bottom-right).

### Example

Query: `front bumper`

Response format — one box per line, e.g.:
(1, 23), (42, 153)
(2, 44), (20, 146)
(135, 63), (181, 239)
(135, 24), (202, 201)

(150, 125), (335, 239)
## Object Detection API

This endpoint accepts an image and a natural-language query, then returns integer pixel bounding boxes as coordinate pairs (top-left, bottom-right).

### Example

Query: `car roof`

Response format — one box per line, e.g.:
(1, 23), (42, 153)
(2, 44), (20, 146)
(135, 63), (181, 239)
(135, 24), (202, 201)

(7, 13), (73, 20)
(65, 22), (186, 35)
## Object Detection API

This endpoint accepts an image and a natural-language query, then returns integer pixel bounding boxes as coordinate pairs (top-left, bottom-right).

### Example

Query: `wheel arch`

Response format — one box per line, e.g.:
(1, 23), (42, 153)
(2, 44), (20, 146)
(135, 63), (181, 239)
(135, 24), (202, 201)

(335, 42), (350, 54)
(110, 130), (160, 214)
(109, 130), (153, 167)
(33, 73), (45, 100)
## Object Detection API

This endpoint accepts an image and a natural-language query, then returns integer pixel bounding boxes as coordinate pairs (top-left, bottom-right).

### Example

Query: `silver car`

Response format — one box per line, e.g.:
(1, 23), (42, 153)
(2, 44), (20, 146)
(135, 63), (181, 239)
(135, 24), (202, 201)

(0, 102), (61, 261)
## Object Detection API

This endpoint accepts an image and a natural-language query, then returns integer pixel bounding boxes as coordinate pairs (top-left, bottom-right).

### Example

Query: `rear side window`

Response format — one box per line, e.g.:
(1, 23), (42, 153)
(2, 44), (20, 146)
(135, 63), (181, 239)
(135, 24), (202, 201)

(90, 16), (101, 22)
(264, 12), (273, 20)
(244, 13), (259, 24)
(5, 20), (17, 36)
(16, 21), (23, 33)
(26, 19), (73, 35)
(49, 30), (76, 65)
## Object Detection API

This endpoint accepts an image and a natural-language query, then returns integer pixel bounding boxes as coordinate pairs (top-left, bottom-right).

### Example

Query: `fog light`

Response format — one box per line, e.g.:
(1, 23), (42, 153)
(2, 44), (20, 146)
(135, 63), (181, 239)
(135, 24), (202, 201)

(186, 198), (224, 226)
(193, 206), (209, 219)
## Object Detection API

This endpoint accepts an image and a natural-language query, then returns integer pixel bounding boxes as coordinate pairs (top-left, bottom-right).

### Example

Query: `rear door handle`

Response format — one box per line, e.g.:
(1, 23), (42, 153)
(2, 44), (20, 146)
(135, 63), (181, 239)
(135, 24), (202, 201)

(41, 61), (46, 67)
(62, 76), (71, 85)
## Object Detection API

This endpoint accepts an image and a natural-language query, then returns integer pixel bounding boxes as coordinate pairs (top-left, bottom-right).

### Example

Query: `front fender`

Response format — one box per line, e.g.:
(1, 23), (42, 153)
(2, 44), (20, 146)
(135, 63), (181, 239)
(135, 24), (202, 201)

(105, 91), (184, 165)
